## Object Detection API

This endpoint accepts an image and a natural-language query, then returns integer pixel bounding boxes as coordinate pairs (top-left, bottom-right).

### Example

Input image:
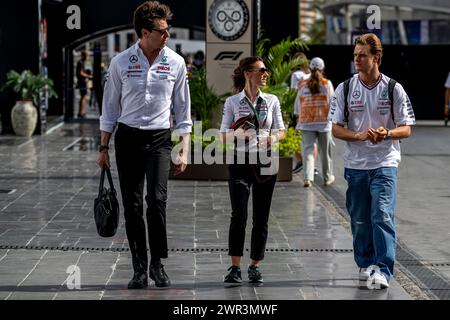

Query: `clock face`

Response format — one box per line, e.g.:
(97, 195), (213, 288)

(208, 0), (250, 41)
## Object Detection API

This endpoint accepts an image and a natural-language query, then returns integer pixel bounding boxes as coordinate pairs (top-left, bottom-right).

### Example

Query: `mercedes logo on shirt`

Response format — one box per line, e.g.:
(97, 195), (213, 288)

(352, 90), (361, 99)
(129, 55), (139, 64)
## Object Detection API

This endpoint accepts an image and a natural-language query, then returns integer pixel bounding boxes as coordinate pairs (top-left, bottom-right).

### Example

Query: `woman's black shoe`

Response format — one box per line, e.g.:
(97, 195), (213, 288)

(127, 271), (148, 289)
(248, 265), (263, 283)
(150, 262), (171, 288)
(293, 161), (303, 173)
(224, 266), (242, 284)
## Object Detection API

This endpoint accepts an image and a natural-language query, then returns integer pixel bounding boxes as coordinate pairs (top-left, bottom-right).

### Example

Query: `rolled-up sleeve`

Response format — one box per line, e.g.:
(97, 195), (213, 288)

(172, 63), (192, 135)
(100, 59), (122, 133)
(220, 98), (234, 132)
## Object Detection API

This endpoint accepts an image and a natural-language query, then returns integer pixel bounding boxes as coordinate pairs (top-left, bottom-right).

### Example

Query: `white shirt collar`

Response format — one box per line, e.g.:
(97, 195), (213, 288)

(133, 40), (167, 60)
(237, 89), (267, 105)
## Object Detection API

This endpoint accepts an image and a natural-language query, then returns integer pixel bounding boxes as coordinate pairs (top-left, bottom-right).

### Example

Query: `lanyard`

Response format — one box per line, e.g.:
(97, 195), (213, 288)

(244, 96), (267, 129)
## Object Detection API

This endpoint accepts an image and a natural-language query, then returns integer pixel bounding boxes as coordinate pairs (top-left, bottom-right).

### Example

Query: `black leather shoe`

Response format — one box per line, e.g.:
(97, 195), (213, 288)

(127, 271), (148, 289)
(150, 262), (171, 288)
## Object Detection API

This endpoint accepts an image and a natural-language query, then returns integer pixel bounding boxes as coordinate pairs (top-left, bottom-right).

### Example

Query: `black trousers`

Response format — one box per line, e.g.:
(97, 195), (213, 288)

(115, 123), (172, 273)
(227, 163), (277, 261)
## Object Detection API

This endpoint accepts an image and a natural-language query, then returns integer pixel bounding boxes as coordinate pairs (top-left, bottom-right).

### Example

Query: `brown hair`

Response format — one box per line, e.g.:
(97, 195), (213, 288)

(354, 33), (383, 66)
(307, 68), (324, 95)
(232, 56), (264, 92)
(293, 52), (309, 71)
(133, 1), (173, 38)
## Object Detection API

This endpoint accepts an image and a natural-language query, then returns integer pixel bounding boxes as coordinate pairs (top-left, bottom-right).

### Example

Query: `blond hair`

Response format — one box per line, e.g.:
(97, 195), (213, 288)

(354, 33), (383, 66)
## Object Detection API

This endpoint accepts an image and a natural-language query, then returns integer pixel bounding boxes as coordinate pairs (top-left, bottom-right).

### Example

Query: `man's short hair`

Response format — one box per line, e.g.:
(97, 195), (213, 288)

(133, 1), (173, 38)
(354, 33), (383, 66)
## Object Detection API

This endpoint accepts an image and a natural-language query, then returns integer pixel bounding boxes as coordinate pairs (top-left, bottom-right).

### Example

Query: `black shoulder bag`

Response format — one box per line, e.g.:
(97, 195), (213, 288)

(94, 166), (120, 237)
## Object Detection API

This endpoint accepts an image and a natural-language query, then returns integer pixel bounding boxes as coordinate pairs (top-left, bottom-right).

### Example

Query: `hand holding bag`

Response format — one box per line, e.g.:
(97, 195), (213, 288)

(230, 114), (256, 131)
(94, 166), (119, 237)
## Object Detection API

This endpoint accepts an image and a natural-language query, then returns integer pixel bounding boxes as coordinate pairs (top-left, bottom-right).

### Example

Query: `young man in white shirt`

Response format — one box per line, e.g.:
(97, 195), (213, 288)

(96, 1), (192, 289)
(329, 33), (415, 289)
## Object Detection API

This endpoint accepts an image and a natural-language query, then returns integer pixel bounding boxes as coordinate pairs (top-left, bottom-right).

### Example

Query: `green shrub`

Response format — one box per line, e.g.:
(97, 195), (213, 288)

(3, 70), (57, 106)
(189, 67), (228, 131)
(276, 127), (302, 157)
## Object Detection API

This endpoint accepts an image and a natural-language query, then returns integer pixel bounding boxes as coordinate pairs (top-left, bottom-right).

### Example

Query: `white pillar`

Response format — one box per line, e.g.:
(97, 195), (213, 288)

(119, 31), (127, 52)
(420, 20), (429, 44)
(345, 4), (352, 45)
(108, 34), (115, 59)
(395, 6), (408, 45)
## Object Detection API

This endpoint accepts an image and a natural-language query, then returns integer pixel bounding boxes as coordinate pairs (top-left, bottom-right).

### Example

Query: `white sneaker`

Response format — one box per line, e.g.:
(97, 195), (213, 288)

(303, 180), (311, 188)
(359, 267), (371, 280)
(324, 175), (335, 186)
(367, 269), (390, 290)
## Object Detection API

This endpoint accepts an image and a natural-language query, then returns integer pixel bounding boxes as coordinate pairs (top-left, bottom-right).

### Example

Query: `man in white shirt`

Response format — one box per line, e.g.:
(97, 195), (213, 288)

(96, 1), (192, 289)
(329, 33), (415, 290)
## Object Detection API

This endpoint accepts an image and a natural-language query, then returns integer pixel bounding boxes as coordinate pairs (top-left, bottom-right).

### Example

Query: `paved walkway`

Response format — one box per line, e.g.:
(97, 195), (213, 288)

(0, 120), (444, 300)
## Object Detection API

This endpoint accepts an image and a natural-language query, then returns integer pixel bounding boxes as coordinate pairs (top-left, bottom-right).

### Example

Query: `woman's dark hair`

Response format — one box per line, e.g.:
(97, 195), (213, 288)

(133, 1), (173, 38)
(232, 56), (264, 92)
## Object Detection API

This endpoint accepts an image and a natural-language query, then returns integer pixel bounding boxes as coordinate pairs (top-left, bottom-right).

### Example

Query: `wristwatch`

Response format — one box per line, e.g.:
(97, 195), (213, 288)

(385, 129), (392, 140)
(99, 145), (109, 152)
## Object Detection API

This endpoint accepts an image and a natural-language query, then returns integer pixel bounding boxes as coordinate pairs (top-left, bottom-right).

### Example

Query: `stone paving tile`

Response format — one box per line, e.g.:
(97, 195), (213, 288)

(0, 122), (415, 300)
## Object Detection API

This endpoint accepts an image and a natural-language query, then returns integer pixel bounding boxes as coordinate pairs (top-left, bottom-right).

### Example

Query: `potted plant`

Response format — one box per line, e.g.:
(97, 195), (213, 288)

(2, 70), (57, 137)
(256, 36), (308, 127)
(188, 66), (228, 130)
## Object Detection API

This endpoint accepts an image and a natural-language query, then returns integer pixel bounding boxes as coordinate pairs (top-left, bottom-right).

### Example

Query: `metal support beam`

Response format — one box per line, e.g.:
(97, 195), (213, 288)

(396, 6), (408, 45)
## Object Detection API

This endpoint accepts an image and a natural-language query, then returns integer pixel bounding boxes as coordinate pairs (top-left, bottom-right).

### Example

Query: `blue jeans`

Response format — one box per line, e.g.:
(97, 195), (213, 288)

(344, 167), (398, 281)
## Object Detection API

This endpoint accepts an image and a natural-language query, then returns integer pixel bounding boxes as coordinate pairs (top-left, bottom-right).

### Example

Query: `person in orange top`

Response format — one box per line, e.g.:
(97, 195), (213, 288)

(294, 57), (335, 187)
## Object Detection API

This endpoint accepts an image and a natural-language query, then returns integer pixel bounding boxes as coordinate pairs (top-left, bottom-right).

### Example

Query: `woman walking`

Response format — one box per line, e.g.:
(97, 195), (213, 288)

(220, 56), (286, 284)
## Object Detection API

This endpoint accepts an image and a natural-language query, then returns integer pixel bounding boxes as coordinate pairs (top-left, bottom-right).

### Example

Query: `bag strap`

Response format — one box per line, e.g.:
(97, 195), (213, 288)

(104, 166), (116, 192)
(98, 166), (116, 195)
(343, 78), (351, 124)
(98, 166), (106, 195)
(388, 78), (397, 126)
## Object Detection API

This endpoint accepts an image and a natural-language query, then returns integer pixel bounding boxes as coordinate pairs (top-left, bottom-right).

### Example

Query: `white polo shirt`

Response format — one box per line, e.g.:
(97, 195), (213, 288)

(100, 41), (192, 134)
(329, 73), (415, 170)
(220, 90), (285, 152)
(290, 70), (311, 89)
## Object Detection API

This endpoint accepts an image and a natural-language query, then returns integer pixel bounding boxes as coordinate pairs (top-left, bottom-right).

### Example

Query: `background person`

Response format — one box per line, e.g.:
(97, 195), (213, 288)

(294, 57), (335, 188)
(76, 50), (93, 118)
(220, 56), (285, 285)
(290, 52), (311, 90)
(290, 52), (319, 174)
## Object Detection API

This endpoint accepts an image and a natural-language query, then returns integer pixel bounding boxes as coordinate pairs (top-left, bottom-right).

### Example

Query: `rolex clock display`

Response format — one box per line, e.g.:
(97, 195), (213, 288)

(208, 0), (250, 41)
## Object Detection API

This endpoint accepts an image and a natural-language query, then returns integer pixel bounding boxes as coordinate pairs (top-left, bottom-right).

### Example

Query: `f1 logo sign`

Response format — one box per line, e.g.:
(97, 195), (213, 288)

(214, 51), (243, 61)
